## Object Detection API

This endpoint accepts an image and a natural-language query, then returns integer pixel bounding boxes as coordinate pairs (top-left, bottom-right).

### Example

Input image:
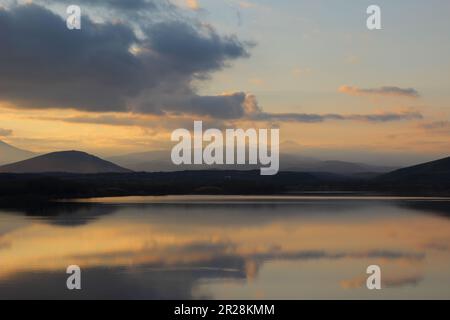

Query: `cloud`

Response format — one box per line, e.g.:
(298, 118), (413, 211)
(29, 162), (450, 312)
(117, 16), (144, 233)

(146, 21), (249, 75)
(252, 249), (425, 262)
(0, 4), (250, 118)
(421, 121), (450, 133)
(40, 115), (149, 127)
(36, 108), (424, 128)
(420, 241), (449, 252)
(339, 85), (420, 98)
(418, 121), (450, 138)
(239, 96), (423, 124)
(186, 0), (200, 10)
(0, 4), (141, 111)
(0, 4), (426, 125)
(0, 128), (13, 136)
(248, 110), (423, 123)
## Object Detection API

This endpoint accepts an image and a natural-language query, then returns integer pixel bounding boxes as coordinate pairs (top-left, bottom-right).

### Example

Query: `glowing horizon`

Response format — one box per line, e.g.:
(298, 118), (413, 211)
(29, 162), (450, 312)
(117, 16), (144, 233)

(0, 0), (449, 166)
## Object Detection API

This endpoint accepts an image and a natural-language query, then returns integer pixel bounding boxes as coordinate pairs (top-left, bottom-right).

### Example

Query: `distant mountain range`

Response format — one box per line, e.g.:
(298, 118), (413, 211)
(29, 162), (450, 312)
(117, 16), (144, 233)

(0, 151), (131, 174)
(0, 140), (36, 165)
(0, 140), (397, 175)
(108, 150), (396, 175)
(0, 151), (449, 199)
(0, 140), (434, 177)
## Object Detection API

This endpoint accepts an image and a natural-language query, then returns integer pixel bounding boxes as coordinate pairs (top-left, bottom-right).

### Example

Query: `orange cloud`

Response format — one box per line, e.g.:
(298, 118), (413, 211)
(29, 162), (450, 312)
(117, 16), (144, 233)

(186, 0), (200, 10)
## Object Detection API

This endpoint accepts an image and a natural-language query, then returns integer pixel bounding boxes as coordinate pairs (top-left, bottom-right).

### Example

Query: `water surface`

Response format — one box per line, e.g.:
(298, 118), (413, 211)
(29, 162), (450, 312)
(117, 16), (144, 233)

(1, 196), (450, 299)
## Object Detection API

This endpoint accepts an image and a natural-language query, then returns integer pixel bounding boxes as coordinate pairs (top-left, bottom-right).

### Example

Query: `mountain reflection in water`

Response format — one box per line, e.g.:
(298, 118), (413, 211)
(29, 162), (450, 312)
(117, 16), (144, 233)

(0, 196), (449, 299)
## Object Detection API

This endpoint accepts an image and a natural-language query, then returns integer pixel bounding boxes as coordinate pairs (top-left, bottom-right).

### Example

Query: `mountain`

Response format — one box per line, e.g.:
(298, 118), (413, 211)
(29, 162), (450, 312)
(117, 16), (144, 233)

(0, 140), (36, 165)
(376, 156), (450, 192)
(1, 156), (449, 200)
(0, 151), (132, 174)
(109, 150), (180, 172)
(378, 156), (450, 182)
(109, 150), (395, 175)
(283, 159), (396, 174)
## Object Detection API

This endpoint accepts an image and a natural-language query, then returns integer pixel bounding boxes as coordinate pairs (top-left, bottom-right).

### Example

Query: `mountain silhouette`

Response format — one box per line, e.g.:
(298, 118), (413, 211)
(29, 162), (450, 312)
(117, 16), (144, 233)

(109, 150), (395, 175)
(376, 156), (450, 191)
(0, 140), (36, 165)
(0, 151), (132, 174)
(1, 156), (450, 200)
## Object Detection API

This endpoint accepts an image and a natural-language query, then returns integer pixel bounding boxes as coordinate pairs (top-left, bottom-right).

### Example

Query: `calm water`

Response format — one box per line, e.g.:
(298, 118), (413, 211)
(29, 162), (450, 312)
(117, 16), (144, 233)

(1, 196), (450, 299)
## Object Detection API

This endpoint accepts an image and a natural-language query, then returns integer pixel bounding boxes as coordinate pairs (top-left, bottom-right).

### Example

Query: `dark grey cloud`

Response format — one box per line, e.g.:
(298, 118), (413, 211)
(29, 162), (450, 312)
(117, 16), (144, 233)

(147, 21), (249, 73)
(0, 4), (142, 111)
(0, 4), (251, 118)
(177, 92), (248, 119)
(0, 128), (13, 136)
(339, 85), (420, 98)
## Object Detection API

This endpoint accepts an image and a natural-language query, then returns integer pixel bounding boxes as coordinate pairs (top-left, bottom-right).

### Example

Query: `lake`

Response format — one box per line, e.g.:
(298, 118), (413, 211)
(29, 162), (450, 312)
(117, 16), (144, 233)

(0, 196), (449, 299)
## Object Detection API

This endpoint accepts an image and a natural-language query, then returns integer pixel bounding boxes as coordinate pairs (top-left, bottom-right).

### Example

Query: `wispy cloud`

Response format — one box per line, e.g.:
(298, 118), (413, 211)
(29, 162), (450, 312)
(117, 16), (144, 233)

(417, 120), (450, 141)
(248, 110), (423, 123)
(421, 121), (450, 133)
(40, 109), (424, 128)
(339, 85), (420, 98)
(0, 128), (13, 137)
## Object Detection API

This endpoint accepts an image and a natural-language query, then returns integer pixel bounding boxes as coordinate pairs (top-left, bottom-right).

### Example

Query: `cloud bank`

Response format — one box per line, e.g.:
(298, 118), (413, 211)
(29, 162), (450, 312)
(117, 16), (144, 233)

(0, 3), (424, 125)
(0, 3), (250, 118)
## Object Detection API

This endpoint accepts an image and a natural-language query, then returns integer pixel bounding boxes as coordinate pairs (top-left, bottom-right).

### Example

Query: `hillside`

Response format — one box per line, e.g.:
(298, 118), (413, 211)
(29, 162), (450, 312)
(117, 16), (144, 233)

(0, 140), (36, 165)
(376, 156), (450, 192)
(0, 151), (132, 174)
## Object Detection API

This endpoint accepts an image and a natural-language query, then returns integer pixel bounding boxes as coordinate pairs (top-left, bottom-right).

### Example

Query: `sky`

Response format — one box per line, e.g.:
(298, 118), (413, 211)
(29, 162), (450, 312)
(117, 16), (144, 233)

(0, 0), (449, 165)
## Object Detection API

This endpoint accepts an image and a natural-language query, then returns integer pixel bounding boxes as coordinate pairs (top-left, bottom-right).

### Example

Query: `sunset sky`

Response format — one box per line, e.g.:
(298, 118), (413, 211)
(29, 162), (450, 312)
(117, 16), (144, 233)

(0, 0), (449, 165)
